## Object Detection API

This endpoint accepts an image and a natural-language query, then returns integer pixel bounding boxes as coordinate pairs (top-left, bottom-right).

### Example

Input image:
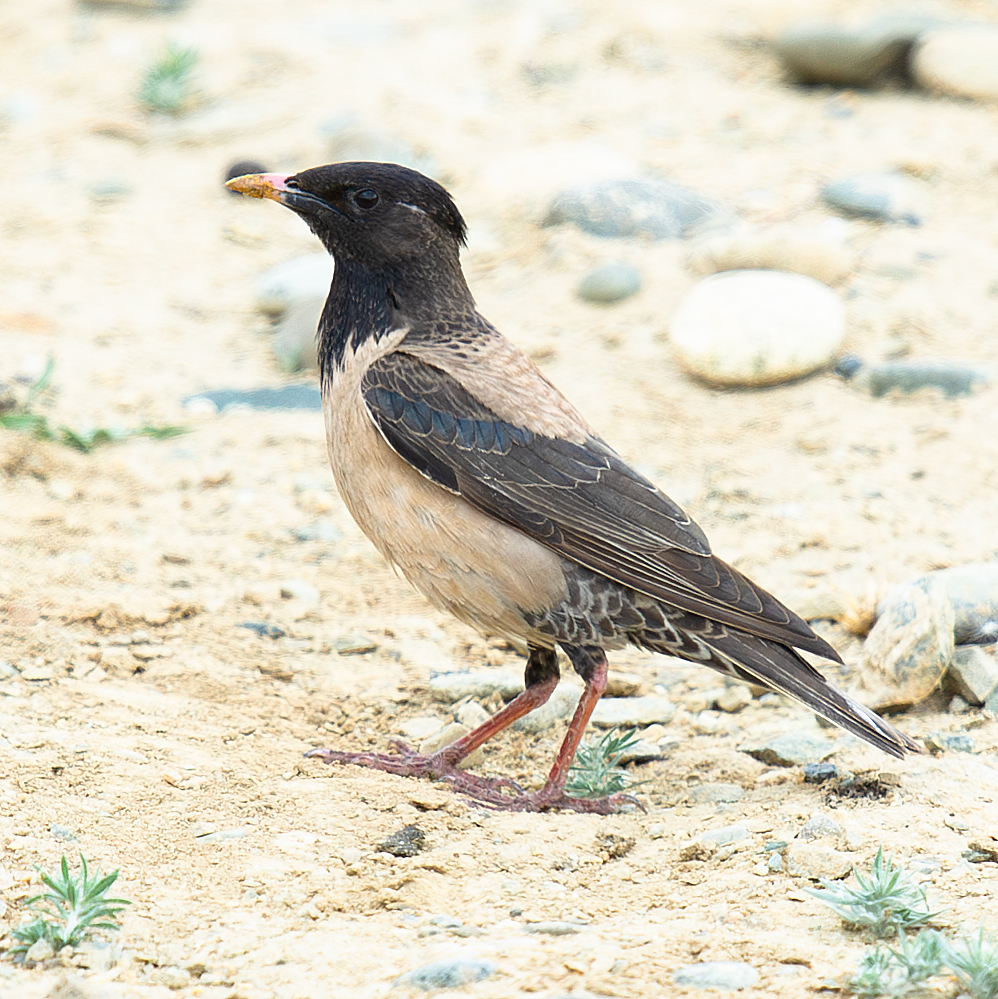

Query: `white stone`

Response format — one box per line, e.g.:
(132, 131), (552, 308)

(591, 695), (676, 727)
(669, 270), (845, 387)
(912, 27), (998, 101)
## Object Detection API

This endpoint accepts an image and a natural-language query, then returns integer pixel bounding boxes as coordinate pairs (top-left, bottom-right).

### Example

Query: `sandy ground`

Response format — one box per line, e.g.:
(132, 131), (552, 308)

(2, 0), (998, 996)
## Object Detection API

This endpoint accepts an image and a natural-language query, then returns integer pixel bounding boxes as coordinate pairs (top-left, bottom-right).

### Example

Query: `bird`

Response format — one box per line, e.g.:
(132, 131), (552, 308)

(226, 162), (920, 813)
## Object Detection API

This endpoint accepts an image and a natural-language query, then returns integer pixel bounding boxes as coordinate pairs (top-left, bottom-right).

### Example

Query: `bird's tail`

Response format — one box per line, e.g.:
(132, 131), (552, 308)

(703, 630), (921, 759)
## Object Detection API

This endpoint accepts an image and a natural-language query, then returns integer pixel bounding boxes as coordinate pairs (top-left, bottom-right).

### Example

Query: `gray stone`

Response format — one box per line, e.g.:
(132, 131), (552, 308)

(456, 700), (491, 728)
(925, 733), (976, 754)
(802, 762), (839, 783)
(700, 824), (750, 845)
(836, 356), (991, 399)
(669, 270), (844, 387)
(428, 671), (524, 703)
(49, 823), (77, 841)
(184, 386), (322, 412)
(335, 635), (378, 655)
(716, 685), (751, 713)
(255, 253), (331, 317)
(577, 263), (641, 304)
(767, 852), (784, 873)
(673, 961), (759, 991)
(785, 842), (853, 880)
(524, 920), (583, 935)
(949, 646), (998, 706)
(862, 573), (955, 710)
(904, 563), (998, 645)
(800, 813), (844, 841)
(774, 14), (940, 87)
(741, 733), (834, 767)
(418, 722), (485, 767)
(89, 179), (132, 204)
(912, 26), (998, 101)
(591, 695), (675, 727)
(273, 296), (323, 373)
(617, 738), (675, 764)
(545, 178), (731, 240)
(688, 783), (745, 804)
(512, 684), (581, 732)
(25, 937), (55, 963)
(394, 958), (497, 990)
(822, 172), (921, 226)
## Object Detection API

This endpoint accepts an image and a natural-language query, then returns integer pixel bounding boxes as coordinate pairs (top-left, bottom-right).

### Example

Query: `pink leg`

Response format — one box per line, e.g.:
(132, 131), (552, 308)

(305, 646), (560, 795)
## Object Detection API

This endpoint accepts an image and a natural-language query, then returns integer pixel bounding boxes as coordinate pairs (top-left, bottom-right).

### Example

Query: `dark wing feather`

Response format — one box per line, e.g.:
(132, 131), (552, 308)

(362, 351), (840, 662)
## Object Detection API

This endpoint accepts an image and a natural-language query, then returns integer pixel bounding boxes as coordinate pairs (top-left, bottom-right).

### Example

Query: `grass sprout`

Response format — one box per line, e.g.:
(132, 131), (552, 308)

(0, 356), (186, 453)
(10, 854), (130, 955)
(137, 42), (199, 114)
(809, 847), (944, 938)
(942, 928), (998, 999)
(565, 727), (645, 800)
(849, 930), (944, 997)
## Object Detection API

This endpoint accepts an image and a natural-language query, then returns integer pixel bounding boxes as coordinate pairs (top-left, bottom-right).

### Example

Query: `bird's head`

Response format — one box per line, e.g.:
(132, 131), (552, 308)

(226, 161), (467, 269)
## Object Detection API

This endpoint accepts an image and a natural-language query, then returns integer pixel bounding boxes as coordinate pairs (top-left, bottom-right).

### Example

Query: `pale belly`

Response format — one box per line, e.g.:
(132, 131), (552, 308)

(322, 343), (569, 646)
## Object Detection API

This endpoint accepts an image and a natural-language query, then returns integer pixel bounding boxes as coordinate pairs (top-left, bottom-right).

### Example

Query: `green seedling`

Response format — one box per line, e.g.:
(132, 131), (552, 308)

(565, 727), (646, 800)
(849, 929), (944, 997)
(0, 357), (186, 453)
(137, 42), (199, 114)
(10, 854), (130, 955)
(809, 847), (944, 938)
(942, 927), (998, 999)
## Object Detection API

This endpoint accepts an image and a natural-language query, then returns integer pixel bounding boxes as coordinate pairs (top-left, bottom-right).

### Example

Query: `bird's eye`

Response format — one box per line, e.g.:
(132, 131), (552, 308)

(285, 176), (300, 189)
(353, 189), (379, 210)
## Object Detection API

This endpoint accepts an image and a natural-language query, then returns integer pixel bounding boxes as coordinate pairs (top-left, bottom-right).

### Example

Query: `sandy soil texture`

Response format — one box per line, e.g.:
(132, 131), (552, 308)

(2, 0), (998, 996)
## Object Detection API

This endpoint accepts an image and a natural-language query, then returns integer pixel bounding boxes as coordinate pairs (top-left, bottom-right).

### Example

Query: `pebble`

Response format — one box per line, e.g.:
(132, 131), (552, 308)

(418, 722), (485, 767)
(334, 636), (378, 655)
(785, 842), (853, 880)
(512, 684), (581, 733)
(800, 813), (844, 842)
(862, 572), (954, 710)
(949, 646), (998, 706)
(673, 961), (759, 991)
(688, 783), (745, 804)
(618, 737), (677, 764)
(545, 178), (731, 241)
(272, 296), (323, 373)
(925, 733), (976, 754)
(773, 13), (940, 87)
(835, 356), (991, 398)
(669, 270), (844, 387)
(577, 263), (641, 304)
(50, 823), (77, 841)
(340, 846), (362, 865)
(394, 958), (497, 990)
(456, 701), (492, 729)
(741, 733), (834, 767)
(184, 386), (323, 412)
(400, 716), (448, 740)
(716, 685), (751, 713)
(821, 172), (921, 226)
(155, 967), (192, 990)
(255, 253), (332, 317)
(524, 920), (582, 935)
(25, 937), (55, 963)
(700, 824), (750, 846)
(378, 824), (426, 858)
(909, 563), (998, 645)
(912, 26), (998, 101)
(591, 695), (675, 727)
(802, 762), (839, 783)
(686, 225), (852, 286)
(605, 670), (646, 697)
(195, 827), (251, 842)
(428, 671), (524, 703)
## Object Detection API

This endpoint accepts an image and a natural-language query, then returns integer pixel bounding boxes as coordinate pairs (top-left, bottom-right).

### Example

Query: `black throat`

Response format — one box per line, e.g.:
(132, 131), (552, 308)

(317, 250), (475, 380)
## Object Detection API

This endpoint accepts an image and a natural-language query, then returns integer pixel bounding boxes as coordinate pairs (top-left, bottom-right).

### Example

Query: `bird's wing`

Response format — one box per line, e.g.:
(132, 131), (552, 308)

(362, 350), (840, 661)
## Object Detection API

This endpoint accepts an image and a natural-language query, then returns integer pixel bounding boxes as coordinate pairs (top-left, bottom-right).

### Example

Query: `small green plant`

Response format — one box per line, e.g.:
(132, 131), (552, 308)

(0, 357), (186, 453)
(137, 42), (199, 114)
(942, 927), (998, 999)
(10, 855), (130, 955)
(849, 929), (944, 997)
(809, 847), (944, 938)
(565, 727), (644, 800)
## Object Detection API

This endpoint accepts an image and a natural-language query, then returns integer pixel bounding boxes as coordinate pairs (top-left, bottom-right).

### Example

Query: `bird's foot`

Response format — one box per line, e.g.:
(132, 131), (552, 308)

(455, 784), (645, 815)
(304, 741), (523, 796)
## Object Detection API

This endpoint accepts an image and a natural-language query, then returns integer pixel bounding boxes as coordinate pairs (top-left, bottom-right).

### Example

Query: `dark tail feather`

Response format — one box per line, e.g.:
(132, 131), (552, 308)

(706, 631), (921, 759)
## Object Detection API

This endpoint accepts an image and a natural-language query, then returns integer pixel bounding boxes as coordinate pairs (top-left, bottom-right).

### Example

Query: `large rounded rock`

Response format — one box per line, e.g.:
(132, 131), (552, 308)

(912, 27), (998, 101)
(669, 270), (845, 387)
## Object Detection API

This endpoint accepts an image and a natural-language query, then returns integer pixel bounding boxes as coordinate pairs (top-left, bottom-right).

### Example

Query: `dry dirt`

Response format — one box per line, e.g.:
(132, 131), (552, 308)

(3, 0), (998, 997)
